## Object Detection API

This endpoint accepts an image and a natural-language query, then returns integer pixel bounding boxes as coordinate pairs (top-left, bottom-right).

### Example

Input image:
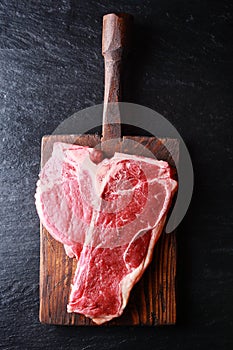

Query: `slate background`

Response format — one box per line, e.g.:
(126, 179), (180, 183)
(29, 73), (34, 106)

(1, 0), (233, 349)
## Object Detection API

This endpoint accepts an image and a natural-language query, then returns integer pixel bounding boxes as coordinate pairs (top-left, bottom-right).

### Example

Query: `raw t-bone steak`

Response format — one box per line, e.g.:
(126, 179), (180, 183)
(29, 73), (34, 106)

(35, 142), (177, 324)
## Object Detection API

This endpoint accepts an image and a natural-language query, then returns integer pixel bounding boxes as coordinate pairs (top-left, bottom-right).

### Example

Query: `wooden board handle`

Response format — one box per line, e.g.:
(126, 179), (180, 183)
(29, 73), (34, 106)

(102, 13), (133, 144)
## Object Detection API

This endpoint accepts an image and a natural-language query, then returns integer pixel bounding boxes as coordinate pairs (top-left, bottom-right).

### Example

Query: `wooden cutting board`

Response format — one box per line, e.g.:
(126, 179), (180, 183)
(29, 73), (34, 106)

(39, 13), (179, 326)
(39, 134), (178, 326)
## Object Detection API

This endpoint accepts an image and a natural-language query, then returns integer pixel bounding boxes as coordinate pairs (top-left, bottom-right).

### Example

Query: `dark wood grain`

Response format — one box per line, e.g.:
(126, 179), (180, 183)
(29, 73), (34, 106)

(39, 12), (178, 327)
(39, 134), (178, 326)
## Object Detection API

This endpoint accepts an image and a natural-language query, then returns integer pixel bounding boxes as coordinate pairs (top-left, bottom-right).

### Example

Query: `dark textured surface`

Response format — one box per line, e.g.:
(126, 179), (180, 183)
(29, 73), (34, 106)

(0, 0), (233, 349)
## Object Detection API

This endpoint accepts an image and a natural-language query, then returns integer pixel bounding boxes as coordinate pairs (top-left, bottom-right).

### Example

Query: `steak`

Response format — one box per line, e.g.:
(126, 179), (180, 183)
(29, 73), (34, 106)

(35, 142), (177, 324)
